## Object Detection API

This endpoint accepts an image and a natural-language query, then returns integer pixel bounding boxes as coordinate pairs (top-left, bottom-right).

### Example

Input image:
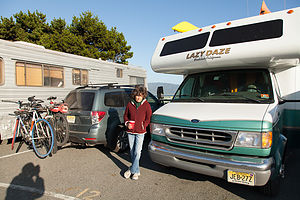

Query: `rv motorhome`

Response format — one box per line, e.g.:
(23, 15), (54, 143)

(149, 7), (300, 195)
(0, 39), (147, 140)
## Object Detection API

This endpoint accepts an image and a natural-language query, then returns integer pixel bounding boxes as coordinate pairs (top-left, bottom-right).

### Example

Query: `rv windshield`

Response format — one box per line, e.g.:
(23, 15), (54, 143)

(173, 69), (274, 103)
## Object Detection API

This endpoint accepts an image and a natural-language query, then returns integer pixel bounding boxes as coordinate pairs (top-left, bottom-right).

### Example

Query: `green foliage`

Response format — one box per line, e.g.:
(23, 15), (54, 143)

(0, 10), (133, 64)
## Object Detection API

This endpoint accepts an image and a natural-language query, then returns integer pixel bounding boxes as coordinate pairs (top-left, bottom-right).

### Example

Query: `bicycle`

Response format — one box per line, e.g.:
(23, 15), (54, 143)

(2, 99), (54, 158)
(45, 96), (69, 147)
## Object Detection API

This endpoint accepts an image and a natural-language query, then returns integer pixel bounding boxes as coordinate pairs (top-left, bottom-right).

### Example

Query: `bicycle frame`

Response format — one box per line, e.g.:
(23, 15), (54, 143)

(12, 109), (46, 149)
(12, 110), (35, 148)
(5, 97), (54, 158)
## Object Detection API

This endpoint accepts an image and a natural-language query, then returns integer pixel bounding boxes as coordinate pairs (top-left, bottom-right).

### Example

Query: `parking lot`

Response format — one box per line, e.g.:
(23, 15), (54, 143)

(1, 136), (300, 200)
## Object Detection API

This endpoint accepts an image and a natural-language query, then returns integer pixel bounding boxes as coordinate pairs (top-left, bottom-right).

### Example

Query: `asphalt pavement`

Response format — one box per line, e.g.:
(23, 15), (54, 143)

(0, 137), (299, 200)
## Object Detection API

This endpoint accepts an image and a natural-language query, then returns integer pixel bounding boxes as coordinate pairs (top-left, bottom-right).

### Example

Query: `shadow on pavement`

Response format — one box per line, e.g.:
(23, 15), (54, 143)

(98, 134), (300, 199)
(5, 162), (45, 200)
(66, 133), (300, 199)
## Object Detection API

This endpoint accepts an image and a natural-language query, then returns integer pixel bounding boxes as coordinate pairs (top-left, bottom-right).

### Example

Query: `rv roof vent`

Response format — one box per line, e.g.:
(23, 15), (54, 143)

(13, 41), (45, 49)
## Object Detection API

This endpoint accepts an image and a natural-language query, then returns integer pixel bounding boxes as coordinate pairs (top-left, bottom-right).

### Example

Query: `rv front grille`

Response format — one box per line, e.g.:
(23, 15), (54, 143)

(167, 126), (237, 150)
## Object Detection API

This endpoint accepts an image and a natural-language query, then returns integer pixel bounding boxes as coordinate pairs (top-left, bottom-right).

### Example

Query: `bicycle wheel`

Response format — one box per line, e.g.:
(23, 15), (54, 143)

(31, 119), (54, 158)
(54, 113), (69, 147)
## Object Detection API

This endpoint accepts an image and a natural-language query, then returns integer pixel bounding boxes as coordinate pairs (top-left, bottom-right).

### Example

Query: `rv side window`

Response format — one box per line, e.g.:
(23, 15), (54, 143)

(73, 69), (88, 86)
(0, 58), (3, 85)
(209, 19), (283, 47)
(160, 32), (210, 56)
(174, 77), (195, 99)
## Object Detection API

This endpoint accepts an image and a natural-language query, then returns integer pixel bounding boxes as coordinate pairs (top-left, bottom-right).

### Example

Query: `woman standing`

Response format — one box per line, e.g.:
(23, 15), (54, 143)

(123, 86), (152, 180)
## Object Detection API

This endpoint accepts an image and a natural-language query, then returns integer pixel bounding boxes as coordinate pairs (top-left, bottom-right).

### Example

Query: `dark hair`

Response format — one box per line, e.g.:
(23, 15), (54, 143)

(131, 85), (148, 99)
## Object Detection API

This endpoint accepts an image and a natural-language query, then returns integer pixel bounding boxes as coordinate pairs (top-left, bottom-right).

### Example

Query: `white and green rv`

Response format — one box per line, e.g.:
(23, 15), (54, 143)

(149, 7), (300, 195)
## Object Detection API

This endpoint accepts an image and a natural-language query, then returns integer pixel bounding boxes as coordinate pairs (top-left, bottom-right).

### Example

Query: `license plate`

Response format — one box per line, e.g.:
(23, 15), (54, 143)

(227, 170), (255, 186)
(67, 116), (75, 123)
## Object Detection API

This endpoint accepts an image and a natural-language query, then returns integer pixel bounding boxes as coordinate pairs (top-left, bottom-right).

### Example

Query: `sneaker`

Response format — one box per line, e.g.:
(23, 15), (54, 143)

(132, 173), (139, 180)
(124, 169), (131, 179)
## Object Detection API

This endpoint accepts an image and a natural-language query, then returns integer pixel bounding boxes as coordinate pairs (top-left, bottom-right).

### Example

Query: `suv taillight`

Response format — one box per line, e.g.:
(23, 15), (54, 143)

(91, 111), (106, 124)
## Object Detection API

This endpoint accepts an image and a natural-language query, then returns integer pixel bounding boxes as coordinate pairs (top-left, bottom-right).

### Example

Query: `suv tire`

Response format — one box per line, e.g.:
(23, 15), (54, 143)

(113, 125), (129, 153)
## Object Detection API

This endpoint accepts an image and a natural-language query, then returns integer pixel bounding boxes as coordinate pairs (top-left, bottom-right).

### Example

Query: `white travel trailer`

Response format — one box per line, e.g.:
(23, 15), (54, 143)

(0, 39), (147, 140)
(149, 7), (300, 195)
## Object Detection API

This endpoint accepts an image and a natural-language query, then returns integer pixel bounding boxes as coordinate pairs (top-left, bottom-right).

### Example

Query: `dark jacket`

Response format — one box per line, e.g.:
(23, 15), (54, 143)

(124, 99), (152, 134)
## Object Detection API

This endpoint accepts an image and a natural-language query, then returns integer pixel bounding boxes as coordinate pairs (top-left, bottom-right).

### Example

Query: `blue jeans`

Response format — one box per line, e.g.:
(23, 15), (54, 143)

(127, 133), (145, 174)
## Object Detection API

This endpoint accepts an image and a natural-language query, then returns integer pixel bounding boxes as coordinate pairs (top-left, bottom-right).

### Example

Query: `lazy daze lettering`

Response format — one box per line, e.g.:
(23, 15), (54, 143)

(186, 48), (231, 61)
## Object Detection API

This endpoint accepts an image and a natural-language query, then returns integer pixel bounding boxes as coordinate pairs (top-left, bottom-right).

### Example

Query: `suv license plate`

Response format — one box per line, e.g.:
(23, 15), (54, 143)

(227, 170), (255, 186)
(67, 116), (75, 123)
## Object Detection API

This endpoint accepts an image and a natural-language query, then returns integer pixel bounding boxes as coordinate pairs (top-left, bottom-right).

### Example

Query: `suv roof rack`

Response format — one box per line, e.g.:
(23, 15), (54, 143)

(76, 83), (144, 89)
(75, 83), (118, 89)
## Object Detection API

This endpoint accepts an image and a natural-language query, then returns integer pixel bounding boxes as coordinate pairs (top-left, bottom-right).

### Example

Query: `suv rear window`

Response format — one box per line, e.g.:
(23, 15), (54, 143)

(80, 92), (95, 111)
(65, 91), (95, 111)
(65, 91), (77, 110)
(104, 92), (124, 107)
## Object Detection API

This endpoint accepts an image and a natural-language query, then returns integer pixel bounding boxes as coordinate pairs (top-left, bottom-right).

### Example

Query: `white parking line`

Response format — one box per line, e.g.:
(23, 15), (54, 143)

(0, 150), (32, 159)
(0, 182), (81, 200)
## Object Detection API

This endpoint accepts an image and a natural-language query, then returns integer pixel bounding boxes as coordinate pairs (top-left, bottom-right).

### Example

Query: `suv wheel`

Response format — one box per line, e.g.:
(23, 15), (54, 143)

(113, 126), (129, 153)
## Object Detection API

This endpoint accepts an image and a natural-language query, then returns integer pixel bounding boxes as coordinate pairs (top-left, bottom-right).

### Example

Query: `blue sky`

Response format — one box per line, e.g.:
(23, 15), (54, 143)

(1, 0), (299, 84)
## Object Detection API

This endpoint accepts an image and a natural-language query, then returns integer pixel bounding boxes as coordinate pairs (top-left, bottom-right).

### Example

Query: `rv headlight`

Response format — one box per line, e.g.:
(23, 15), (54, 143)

(235, 131), (272, 149)
(235, 131), (262, 148)
(150, 123), (169, 136)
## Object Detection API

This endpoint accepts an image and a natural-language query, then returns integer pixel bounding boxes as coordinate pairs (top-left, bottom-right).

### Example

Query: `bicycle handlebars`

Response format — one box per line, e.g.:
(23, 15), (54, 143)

(28, 96), (44, 104)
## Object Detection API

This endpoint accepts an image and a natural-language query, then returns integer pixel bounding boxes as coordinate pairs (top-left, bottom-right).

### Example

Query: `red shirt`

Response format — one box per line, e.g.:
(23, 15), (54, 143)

(124, 99), (152, 134)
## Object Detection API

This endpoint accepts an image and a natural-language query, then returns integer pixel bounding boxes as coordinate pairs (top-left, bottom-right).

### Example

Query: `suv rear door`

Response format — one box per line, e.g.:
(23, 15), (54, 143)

(66, 90), (96, 134)
(103, 90), (126, 126)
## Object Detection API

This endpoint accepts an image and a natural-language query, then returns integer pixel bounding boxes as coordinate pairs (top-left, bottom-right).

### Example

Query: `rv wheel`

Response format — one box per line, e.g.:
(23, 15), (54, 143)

(260, 159), (285, 196)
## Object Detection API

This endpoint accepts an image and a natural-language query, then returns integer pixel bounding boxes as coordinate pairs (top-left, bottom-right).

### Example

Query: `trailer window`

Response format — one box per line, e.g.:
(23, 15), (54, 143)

(209, 19), (283, 47)
(16, 62), (65, 87)
(44, 66), (64, 87)
(116, 68), (123, 78)
(16, 62), (43, 86)
(0, 58), (3, 85)
(160, 32), (210, 57)
(72, 69), (88, 86)
(129, 76), (145, 85)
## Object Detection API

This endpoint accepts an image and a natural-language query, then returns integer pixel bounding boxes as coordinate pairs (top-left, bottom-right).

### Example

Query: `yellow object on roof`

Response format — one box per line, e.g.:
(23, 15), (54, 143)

(172, 21), (199, 33)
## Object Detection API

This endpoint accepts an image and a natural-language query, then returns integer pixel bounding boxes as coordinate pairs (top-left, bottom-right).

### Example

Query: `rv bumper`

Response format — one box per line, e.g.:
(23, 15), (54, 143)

(148, 140), (274, 186)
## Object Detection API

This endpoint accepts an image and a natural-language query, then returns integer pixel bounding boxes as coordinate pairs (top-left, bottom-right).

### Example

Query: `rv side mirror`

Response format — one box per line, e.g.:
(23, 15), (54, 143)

(278, 98), (286, 105)
(157, 86), (164, 100)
